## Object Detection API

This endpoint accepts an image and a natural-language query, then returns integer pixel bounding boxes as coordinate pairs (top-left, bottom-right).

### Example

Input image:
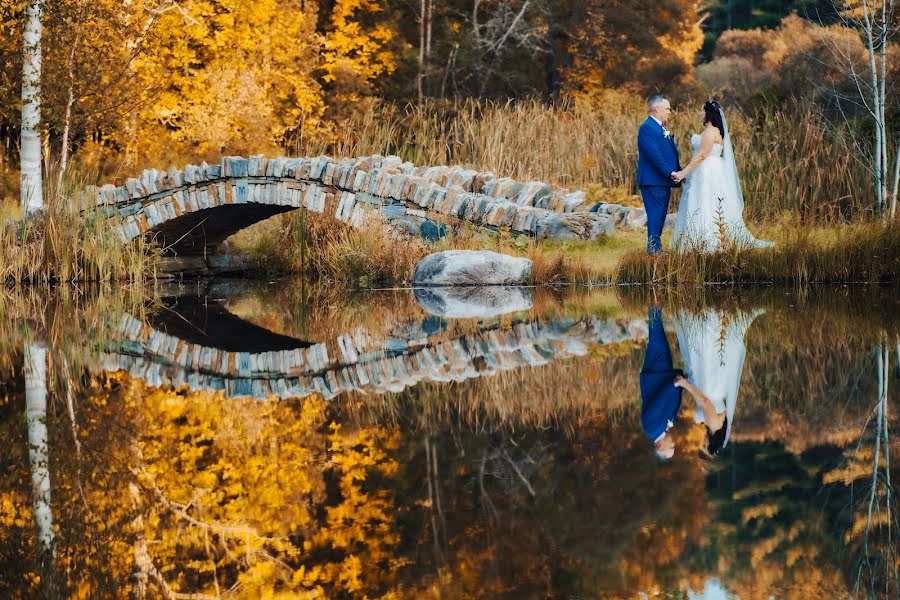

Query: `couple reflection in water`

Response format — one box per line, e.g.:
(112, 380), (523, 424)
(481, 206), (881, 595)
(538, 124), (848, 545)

(640, 303), (764, 459)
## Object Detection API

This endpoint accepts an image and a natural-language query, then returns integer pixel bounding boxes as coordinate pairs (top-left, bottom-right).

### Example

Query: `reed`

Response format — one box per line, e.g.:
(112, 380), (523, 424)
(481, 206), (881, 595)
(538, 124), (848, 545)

(228, 210), (430, 286)
(299, 95), (874, 224)
(0, 165), (153, 285)
(615, 221), (900, 285)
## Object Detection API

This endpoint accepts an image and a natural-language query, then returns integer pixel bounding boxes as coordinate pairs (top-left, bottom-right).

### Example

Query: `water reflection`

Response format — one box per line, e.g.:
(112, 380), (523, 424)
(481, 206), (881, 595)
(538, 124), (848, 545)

(102, 289), (645, 399)
(0, 282), (898, 598)
(413, 285), (534, 318)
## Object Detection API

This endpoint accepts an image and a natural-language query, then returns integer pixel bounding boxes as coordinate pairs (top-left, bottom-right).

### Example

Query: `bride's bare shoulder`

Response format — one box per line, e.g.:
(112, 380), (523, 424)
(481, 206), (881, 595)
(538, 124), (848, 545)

(702, 126), (723, 144)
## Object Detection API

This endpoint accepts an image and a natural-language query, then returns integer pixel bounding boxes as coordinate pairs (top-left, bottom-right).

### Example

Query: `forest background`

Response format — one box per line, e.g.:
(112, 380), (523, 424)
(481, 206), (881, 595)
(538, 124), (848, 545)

(0, 0), (897, 229)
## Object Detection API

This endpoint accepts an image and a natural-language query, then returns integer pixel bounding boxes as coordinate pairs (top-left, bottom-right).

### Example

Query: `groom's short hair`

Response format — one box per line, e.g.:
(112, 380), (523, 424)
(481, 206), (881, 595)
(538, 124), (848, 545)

(649, 95), (668, 110)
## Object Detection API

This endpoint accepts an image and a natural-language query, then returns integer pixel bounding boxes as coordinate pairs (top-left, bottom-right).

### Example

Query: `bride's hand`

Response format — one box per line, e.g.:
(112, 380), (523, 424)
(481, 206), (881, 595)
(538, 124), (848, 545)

(671, 171), (685, 183)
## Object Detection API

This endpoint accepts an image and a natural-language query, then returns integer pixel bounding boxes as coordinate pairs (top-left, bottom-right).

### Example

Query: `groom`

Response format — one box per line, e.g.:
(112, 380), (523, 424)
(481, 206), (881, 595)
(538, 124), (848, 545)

(636, 95), (681, 254)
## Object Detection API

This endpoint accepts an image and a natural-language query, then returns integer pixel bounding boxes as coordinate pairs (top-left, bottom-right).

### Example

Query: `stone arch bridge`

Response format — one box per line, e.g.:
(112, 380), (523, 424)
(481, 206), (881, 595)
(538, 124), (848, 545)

(84, 154), (646, 256)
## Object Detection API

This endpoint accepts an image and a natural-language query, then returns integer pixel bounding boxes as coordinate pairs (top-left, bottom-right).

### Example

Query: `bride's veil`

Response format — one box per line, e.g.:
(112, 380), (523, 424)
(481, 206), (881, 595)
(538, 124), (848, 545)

(719, 108), (744, 214)
(718, 107), (773, 248)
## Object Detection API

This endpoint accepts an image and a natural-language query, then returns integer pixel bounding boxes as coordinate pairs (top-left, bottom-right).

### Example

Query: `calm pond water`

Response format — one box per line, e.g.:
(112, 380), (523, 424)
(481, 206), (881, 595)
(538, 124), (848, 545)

(2, 281), (899, 599)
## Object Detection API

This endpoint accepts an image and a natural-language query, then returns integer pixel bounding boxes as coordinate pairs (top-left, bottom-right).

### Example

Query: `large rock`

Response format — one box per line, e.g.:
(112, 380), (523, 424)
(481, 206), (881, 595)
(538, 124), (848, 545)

(412, 250), (532, 286)
(414, 286), (533, 319)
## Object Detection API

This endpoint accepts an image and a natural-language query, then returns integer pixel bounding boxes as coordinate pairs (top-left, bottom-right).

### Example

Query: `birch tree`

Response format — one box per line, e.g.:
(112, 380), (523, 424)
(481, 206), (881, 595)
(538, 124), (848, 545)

(20, 0), (44, 214)
(823, 0), (897, 220)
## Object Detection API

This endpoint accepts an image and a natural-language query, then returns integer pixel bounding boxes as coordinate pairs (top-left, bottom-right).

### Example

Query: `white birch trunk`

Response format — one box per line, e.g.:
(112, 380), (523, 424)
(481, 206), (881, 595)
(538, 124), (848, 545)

(20, 0), (44, 214)
(25, 343), (55, 559)
(891, 135), (899, 220)
(57, 80), (75, 194)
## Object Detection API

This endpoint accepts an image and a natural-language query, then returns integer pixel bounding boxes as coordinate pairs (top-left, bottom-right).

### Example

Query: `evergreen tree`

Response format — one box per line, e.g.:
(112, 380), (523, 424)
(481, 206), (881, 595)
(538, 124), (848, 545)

(701, 0), (839, 58)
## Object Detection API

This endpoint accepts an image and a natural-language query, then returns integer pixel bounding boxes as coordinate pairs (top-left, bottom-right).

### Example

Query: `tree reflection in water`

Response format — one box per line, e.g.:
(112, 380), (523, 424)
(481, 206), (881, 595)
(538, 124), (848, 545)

(0, 283), (897, 598)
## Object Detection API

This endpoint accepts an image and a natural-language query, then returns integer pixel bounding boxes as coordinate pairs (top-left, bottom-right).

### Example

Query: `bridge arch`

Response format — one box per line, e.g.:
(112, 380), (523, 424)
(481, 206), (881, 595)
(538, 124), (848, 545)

(83, 154), (636, 255)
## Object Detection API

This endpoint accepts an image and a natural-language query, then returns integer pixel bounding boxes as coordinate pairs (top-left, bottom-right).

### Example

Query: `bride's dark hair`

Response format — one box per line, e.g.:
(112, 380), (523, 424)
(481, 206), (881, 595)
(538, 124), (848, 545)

(702, 100), (725, 139)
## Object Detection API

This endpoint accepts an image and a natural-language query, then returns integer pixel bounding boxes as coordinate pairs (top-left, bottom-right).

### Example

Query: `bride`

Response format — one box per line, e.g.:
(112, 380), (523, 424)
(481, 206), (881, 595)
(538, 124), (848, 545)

(671, 100), (773, 252)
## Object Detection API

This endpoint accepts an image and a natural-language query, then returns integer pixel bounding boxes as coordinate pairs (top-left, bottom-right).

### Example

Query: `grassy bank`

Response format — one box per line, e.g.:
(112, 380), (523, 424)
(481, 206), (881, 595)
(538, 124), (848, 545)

(6, 196), (899, 288)
(231, 210), (900, 287)
(0, 201), (152, 285)
(227, 209), (649, 286)
(615, 221), (900, 285)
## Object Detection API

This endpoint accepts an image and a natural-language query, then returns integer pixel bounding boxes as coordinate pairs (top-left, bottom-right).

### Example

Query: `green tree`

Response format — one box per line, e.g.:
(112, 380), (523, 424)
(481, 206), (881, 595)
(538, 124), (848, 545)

(700, 0), (840, 57)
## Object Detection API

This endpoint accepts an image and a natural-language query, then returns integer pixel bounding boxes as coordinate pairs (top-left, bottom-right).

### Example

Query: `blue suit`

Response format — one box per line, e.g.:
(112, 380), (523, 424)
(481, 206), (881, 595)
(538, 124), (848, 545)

(637, 117), (681, 254)
(640, 306), (683, 441)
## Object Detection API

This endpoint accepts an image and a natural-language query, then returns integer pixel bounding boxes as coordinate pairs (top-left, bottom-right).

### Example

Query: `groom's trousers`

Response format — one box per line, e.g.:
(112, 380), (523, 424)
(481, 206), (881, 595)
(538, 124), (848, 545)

(639, 186), (670, 254)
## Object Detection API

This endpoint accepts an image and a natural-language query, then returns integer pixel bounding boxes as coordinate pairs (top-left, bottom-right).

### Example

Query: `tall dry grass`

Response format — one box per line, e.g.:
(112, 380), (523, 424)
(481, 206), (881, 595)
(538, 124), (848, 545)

(228, 210), (430, 286)
(229, 207), (649, 285)
(0, 201), (153, 285)
(0, 163), (154, 284)
(615, 221), (900, 284)
(295, 94), (874, 224)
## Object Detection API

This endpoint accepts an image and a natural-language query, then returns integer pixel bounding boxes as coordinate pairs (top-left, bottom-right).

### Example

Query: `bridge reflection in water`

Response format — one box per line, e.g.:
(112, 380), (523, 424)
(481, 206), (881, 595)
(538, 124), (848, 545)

(101, 288), (647, 400)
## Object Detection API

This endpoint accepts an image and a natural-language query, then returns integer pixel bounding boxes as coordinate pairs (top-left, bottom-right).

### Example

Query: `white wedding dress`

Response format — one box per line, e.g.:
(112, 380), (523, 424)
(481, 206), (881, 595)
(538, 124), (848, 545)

(673, 307), (765, 447)
(671, 112), (773, 252)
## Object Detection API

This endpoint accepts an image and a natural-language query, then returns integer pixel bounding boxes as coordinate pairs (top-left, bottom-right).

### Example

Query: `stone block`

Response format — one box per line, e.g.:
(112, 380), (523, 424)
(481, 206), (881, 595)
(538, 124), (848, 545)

(248, 155), (265, 176)
(464, 196), (491, 222)
(420, 220), (447, 241)
(381, 204), (406, 219)
(125, 178), (142, 199)
(222, 157), (249, 178)
(184, 164), (200, 185)
(168, 167), (185, 187)
(269, 157), (287, 178)
(323, 162), (336, 186)
(309, 156), (330, 180)
(141, 169), (159, 194)
(382, 155), (402, 170)
(352, 170), (367, 191)
(516, 181), (552, 207)
(294, 160), (311, 180)
(233, 178), (250, 204)
(118, 202), (142, 218)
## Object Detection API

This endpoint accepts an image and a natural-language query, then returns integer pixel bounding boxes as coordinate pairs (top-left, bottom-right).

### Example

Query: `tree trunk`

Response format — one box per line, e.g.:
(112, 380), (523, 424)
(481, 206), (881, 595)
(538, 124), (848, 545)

(891, 135), (899, 220)
(543, 0), (559, 105)
(57, 94), (73, 196)
(20, 0), (45, 214)
(425, 0), (433, 96)
(417, 0), (425, 106)
(25, 342), (56, 595)
(58, 22), (83, 196)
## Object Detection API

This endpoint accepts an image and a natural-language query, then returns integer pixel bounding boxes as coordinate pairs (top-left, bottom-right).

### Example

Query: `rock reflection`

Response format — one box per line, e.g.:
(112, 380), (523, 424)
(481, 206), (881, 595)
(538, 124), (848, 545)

(413, 285), (533, 318)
